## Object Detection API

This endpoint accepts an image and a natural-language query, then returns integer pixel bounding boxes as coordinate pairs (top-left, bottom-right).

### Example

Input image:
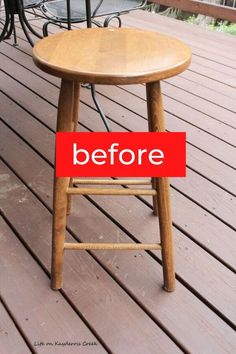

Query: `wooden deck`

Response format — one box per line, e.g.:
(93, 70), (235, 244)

(0, 9), (236, 353)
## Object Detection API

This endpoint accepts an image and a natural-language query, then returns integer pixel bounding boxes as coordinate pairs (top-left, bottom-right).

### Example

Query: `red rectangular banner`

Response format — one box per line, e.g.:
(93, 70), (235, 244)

(56, 132), (186, 177)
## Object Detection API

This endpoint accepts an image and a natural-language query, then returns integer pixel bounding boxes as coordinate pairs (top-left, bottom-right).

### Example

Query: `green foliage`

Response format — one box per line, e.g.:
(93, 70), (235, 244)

(186, 15), (198, 25)
(211, 22), (236, 35)
(186, 15), (236, 35)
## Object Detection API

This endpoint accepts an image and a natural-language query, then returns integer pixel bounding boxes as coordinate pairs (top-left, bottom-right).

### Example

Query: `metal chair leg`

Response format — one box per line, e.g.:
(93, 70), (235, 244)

(0, 7), (11, 41)
(91, 84), (111, 132)
(18, 12), (34, 46)
(12, 16), (18, 45)
(21, 8), (43, 39)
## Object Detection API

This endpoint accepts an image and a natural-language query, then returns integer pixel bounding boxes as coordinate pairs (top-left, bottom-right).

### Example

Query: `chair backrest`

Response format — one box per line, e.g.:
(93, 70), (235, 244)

(23, 0), (44, 9)
(92, 0), (146, 17)
(40, 0), (147, 29)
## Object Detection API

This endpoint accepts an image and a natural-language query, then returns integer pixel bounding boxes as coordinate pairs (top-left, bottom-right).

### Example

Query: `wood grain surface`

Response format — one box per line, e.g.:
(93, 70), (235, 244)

(33, 28), (191, 84)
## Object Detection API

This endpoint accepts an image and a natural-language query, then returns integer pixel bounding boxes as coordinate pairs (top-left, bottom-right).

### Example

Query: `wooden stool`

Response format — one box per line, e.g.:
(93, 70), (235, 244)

(33, 28), (191, 292)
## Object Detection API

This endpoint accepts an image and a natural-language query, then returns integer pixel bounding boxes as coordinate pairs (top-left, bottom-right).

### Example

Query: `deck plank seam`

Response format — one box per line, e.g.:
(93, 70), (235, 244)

(178, 74), (236, 99)
(171, 184), (236, 232)
(172, 165), (236, 198)
(188, 68), (236, 89)
(0, 117), (54, 167)
(0, 45), (60, 87)
(0, 89), (55, 133)
(188, 52), (236, 71)
(162, 83), (236, 116)
(163, 97), (236, 133)
(0, 293), (35, 353)
(0, 67), (58, 109)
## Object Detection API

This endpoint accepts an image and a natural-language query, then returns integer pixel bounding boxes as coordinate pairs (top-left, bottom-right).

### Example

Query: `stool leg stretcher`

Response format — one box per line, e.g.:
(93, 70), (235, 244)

(64, 243), (162, 250)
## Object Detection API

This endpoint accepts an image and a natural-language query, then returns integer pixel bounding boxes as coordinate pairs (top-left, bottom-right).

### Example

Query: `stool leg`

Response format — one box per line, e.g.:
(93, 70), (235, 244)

(67, 82), (80, 215)
(51, 79), (76, 290)
(146, 81), (175, 292)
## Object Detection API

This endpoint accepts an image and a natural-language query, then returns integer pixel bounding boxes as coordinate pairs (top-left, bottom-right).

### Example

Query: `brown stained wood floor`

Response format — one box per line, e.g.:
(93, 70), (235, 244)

(0, 9), (236, 354)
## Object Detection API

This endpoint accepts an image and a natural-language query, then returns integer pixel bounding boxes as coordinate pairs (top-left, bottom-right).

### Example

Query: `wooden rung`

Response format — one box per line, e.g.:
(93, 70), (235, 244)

(66, 187), (157, 196)
(64, 242), (161, 250)
(73, 178), (151, 185)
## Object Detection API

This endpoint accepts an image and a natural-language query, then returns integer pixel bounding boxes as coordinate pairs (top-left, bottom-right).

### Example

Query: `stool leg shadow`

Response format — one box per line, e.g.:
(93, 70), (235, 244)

(51, 79), (77, 290)
(146, 81), (175, 292)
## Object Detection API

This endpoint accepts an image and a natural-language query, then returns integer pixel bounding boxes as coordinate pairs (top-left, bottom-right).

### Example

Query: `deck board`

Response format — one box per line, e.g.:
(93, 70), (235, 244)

(163, 77), (236, 115)
(180, 70), (236, 99)
(0, 9), (236, 353)
(0, 301), (32, 354)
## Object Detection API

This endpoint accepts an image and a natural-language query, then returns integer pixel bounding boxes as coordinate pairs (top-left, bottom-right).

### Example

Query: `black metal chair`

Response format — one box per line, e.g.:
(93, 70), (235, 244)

(0, 0), (43, 46)
(39, 0), (146, 132)
(41, 0), (146, 35)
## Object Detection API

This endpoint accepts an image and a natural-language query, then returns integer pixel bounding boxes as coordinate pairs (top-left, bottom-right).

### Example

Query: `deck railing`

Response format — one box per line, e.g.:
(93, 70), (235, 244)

(149, 0), (236, 22)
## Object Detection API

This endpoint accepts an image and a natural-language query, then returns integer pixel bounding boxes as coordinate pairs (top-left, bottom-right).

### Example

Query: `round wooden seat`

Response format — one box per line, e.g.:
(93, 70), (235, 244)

(33, 28), (191, 85)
